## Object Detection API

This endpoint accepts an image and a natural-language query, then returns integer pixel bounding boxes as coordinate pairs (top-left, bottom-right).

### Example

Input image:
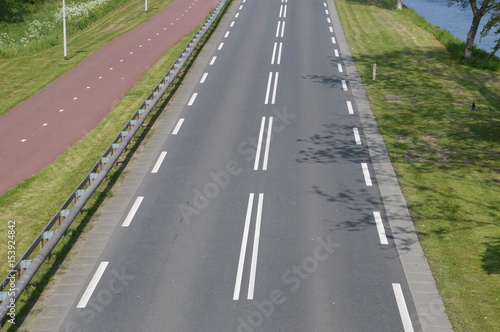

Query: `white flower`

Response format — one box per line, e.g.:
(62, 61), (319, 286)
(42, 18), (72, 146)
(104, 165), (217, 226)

(54, 0), (110, 22)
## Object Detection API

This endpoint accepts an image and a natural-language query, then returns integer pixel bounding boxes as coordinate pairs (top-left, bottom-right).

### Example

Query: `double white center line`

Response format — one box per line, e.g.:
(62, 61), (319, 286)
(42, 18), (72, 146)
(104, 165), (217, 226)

(271, 42), (283, 65)
(279, 4), (287, 18)
(265, 72), (279, 105)
(254, 117), (273, 170)
(234, 193), (264, 300)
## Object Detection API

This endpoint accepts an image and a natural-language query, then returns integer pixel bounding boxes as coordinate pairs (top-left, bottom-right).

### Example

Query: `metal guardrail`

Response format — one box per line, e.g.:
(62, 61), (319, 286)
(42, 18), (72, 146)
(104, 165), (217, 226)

(0, 0), (229, 322)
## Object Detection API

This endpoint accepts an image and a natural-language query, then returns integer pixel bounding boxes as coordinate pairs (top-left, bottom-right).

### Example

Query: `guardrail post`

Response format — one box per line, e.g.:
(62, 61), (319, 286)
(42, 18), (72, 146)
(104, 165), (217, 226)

(100, 157), (110, 172)
(40, 231), (54, 250)
(74, 189), (85, 204)
(111, 143), (120, 157)
(17, 260), (32, 279)
(58, 209), (70, 226)
(89, 172), (99, 186)
(120, 131), (129, 144)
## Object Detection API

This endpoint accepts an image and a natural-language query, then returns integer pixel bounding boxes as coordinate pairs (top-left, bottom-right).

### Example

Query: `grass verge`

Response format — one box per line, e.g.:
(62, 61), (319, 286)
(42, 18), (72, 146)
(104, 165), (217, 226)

(336, 0), (500, 331)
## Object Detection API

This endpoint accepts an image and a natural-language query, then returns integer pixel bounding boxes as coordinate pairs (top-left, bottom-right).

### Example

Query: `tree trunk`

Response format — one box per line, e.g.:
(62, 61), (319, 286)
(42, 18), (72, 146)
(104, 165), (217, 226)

(397, 0), (403, 10)
(464, 13), (482, 60)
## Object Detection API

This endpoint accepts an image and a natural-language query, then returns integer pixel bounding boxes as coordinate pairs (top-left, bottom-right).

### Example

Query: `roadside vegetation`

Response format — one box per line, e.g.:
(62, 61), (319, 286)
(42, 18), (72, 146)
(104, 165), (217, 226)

(336, 0), (500, 330)
(0, 0), (132, 57)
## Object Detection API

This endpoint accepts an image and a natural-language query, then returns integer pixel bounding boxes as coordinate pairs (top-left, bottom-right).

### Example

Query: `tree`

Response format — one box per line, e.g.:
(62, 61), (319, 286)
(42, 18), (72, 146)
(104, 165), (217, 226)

(481, 2), (500, 54)
(451, 0), (499, 60)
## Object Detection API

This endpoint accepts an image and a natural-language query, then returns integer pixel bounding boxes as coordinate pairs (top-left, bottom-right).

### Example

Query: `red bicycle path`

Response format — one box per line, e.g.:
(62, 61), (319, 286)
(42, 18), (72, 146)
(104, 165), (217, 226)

(0, 0), (219, 195)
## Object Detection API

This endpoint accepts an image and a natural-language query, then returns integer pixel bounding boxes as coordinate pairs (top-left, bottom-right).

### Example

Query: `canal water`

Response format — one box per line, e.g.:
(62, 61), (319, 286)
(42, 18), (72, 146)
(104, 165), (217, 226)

(404, 0), (497, 54)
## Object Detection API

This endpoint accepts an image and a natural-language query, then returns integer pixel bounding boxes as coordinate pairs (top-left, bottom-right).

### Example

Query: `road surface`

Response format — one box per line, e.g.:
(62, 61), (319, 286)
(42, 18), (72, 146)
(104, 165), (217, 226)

(22, 0), (452, 331)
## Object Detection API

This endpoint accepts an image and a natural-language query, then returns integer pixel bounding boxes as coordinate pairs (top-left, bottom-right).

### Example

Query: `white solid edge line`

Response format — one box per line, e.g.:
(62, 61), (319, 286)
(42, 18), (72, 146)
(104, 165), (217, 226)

(122, 196), (144, 227)
(272, 72), (279, 104)
(353, 127), (361, 145)
(200, 72), (208, 83)
(373, 211), (389, 245)
(392, 283), (415, 332)
(151, 151), (168, 173)
(188, 93), (198, 106)
(210, 56), (217, 65)
(262, 117), (273, 170)
(254, 117), (266, 170)
(77, 261), (109, 308)
(172, 118), (185, 135)
(264, 72), (273, 105)
(347, 100), (354, 114)
(248, 193), (264, 300)
(361, 163), (373, 186)
(277, 42), (283, 65)
(233, 193), (254, 300)
(271, 42), (277, 65)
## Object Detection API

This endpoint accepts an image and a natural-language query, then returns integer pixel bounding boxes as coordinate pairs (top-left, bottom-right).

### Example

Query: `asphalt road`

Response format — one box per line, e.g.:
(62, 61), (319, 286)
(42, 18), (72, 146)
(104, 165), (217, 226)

(49, 0), (431, 330)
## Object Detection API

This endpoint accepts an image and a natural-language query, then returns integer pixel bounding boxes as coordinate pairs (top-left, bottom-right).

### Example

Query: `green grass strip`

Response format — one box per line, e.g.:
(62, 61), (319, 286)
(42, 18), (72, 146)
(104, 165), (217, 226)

(336, 0), (500, 331)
